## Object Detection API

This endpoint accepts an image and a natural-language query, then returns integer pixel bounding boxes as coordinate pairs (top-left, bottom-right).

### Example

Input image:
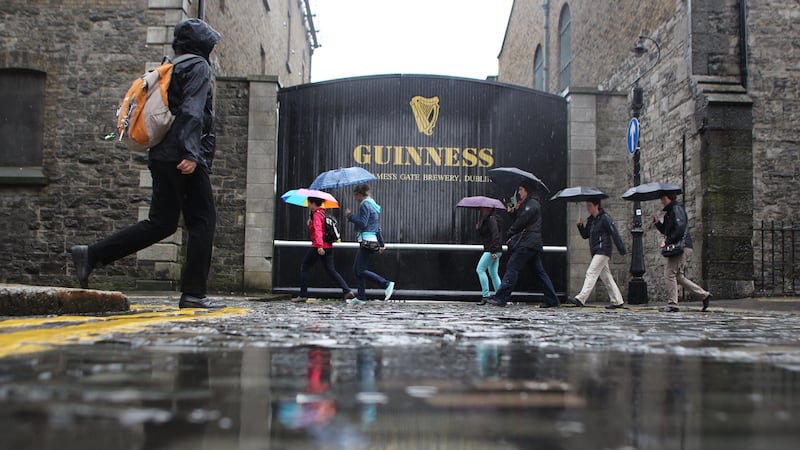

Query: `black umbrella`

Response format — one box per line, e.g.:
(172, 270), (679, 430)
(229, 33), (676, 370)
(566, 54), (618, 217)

(621, 182), (682, 201)
(550, 186), (609, 202)
(488, 167), (550, 197)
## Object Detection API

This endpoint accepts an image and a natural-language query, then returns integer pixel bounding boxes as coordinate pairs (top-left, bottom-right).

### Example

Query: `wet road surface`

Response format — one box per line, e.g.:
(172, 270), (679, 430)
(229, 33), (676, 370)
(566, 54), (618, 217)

(1, 297), (799, 449)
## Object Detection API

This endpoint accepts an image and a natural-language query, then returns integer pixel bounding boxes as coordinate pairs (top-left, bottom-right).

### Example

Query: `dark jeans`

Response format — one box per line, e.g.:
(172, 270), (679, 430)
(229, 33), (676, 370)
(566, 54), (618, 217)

(299, 247), (351, 297)
(89, 160), (216, 296)
(494, 247), (559, 306)
(353, 247), (389, 299)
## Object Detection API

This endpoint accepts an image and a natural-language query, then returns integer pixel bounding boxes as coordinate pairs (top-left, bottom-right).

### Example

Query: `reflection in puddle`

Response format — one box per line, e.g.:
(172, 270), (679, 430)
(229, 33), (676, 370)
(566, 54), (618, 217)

(0, 343), (798, 449)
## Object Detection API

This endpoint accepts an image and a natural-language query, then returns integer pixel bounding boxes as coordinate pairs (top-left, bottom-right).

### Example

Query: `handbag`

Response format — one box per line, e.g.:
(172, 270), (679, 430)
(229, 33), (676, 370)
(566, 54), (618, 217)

(359, 240), (380, 253)
(661, 230), (687, 257)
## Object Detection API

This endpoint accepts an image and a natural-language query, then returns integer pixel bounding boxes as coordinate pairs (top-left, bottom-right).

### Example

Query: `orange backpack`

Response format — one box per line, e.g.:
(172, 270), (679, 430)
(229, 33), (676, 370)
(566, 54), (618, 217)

(115, 54), (203, 151)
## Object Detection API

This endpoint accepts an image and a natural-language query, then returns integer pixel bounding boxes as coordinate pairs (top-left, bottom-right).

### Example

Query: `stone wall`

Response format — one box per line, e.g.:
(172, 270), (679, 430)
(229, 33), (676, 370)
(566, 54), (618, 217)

(0, 1), (309, 292)
(499, 0), (780, 300)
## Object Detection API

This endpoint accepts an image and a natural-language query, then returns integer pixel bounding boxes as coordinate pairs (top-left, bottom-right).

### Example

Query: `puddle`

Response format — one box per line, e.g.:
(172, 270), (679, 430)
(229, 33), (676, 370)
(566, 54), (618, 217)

(0, 343), (798, 449)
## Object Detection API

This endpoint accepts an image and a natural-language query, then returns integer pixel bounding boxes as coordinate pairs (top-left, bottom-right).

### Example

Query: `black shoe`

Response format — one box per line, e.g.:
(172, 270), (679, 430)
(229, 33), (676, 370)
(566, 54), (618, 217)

(564, 297), (584, 307)
(606, 303), (625, 309)
(70, 245), (91, 289)
(539, 302), (560, 308)
(343, 291), (355, 301)
(659, 302), (679, 312)
(179, 294), (226, 309)
(488, 298), (507, 307)
(702, 293), (712, 311)
(477, 297), (490, 306)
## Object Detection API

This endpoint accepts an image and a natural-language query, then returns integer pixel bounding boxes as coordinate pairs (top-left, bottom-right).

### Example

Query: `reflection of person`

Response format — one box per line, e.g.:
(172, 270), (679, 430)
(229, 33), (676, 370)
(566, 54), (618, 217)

(70, 19), (224, 308)
(489, 181), (560, 308)
(565, 199), (627, 309)
(476, 207), (503, 305)
(651, 193), (712, 312)
(292, 197), (354, 303)
(345, 183), (395, 304)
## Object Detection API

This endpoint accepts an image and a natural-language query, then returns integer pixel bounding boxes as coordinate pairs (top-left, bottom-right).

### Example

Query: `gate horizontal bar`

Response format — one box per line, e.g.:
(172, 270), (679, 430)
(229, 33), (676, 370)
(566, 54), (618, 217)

(274, 240), (568, 253)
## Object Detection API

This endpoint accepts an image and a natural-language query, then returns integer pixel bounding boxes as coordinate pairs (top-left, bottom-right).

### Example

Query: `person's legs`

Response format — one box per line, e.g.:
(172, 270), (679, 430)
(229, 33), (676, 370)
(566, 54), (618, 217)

(476, 252), (493, 298)
(597, 258), (624, 305)
(493, 248), (532, 304)
(675, 248), (709, 299)
(489, 252), (503, 292)
(664, 254), (681, 303)
(89, 161), (182, 266)
(531, 251), (559, 306)
(299, 247), (319, 298)
(353, 247), (371, 299)
(179, 166), (216, 297)
(574, 254), (607, 304)
(320, 249), (351, 293)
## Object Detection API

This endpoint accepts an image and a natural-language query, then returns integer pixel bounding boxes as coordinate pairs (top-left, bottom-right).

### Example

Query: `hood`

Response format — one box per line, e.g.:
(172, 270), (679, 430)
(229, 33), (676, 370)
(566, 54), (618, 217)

(363, 197), (381, 213)
(172, 18), (222, 60)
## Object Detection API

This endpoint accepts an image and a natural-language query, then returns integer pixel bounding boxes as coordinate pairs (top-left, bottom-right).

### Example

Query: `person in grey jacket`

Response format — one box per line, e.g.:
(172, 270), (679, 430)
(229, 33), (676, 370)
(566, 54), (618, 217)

(70, 19), (223, 309)
(489, 180), (559, 308)
(565, 199), (627, 309)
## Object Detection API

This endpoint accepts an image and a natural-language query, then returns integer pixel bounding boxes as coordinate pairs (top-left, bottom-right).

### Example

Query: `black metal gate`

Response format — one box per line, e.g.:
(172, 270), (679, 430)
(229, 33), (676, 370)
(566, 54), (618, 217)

(274, 75), (568, 300)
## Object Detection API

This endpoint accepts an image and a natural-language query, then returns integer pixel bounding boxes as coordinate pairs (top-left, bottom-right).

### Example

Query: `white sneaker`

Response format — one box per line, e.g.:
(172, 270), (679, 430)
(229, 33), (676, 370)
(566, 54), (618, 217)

(347, 298), (367, 305)
(384, 281), (395, 301)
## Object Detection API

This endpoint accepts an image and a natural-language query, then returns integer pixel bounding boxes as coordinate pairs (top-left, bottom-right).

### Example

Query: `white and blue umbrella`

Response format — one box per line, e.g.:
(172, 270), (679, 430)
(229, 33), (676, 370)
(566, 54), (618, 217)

(309, 167), (376, 190)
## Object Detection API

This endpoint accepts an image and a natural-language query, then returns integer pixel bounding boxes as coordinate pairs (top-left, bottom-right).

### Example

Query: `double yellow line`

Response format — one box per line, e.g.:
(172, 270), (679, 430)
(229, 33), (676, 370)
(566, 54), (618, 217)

(0, 305), (247, 359)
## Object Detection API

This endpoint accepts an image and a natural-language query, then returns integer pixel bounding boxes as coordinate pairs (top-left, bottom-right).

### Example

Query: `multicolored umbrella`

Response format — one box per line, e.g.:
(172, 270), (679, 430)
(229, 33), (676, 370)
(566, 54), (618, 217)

(456, 196), (506, 209)
(309, 167), (376, 190)
(621, 182), (681, 202)
(550, 186), (609, 202)
(281, 188), (340, 208)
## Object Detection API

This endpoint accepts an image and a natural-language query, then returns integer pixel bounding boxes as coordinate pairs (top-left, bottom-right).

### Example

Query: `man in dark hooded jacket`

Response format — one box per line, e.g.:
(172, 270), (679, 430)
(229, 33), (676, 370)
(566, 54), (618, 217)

(489, 180), (560, 308)
(71, 19), (224, 308)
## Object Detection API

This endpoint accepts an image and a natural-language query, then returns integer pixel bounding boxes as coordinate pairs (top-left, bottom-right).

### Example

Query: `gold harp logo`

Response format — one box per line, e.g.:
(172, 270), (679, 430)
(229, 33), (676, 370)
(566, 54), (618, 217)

(410, 96), (440, 136)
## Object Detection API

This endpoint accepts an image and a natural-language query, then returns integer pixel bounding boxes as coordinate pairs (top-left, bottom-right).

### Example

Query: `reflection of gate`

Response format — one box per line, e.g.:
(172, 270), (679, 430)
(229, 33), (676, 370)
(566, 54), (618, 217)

(274, 75), (568, 300)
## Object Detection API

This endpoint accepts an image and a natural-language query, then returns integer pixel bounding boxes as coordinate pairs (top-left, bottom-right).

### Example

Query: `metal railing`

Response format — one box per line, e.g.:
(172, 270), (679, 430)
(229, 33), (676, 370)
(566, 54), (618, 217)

(755, 221), (798, 295)
(273, 240), (568, 253)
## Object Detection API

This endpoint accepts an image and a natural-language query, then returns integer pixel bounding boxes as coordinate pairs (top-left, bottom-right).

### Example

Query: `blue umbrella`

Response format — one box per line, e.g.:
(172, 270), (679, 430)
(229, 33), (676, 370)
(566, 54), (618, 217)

(309, 167), (376, 190)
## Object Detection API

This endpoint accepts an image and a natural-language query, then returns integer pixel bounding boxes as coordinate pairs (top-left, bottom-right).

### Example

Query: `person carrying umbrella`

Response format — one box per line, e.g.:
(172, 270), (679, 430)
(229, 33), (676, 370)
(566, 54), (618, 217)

(345, 183), (395, 304)
(564, 199), (627, 309)
(292, 197), (355, 303)
(651, 192), (712, 312)
(489, 180), (560, 308)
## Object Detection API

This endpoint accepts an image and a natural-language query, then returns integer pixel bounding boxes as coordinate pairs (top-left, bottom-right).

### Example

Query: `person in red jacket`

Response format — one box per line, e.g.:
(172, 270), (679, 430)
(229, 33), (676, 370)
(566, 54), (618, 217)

(292, 197), (355, 303)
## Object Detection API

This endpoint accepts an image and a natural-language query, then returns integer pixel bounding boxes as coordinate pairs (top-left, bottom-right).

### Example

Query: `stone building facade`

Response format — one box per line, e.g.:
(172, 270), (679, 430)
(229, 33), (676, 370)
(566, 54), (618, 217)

(499, 0), (799, 300)
(0, 0), (315, 292)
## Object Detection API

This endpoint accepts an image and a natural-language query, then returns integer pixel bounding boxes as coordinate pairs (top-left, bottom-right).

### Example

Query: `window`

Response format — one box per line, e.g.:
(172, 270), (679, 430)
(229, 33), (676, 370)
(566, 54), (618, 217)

(0, 68), (47, 184)
(534, 45), (544, 91)
(558, 4), (571, 91)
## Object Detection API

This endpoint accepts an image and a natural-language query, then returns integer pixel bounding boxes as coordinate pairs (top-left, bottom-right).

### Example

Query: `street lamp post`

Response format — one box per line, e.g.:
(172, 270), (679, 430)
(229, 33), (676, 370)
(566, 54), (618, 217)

(627, 34), (661, 305)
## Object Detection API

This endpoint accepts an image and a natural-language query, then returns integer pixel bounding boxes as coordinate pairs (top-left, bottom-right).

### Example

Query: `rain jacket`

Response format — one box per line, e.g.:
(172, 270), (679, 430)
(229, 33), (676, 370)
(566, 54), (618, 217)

(308, 209), (334, 250)
(347, 197), (385, 246)
(577, 209), (627, 257)
(149, 18), (221, 170)
(655, 201), (694, 249)
(504, 195), (544, 251)
(478, 211), (503, 253)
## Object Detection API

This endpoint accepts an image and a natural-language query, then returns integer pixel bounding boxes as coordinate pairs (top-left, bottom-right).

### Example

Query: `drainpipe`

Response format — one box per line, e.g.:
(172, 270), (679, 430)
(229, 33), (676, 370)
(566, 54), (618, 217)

(739, 0), (748, 89)
(198, 0), (205, 20)
(542, 0), (550, 92)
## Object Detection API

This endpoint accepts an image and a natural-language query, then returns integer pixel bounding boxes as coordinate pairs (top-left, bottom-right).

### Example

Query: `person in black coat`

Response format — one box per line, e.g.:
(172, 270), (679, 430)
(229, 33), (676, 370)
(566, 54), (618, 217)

(564, 199), (627, 308)
(475, 207), (504, 305)
(489, 181), (560, 308)
(71, 19), (224, 309)
(651, 192), (712, 312)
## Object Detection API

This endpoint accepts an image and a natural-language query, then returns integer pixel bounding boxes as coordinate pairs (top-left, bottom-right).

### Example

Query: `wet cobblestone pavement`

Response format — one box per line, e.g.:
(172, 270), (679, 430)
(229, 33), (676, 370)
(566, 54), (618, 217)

(2, 297), (799, 449)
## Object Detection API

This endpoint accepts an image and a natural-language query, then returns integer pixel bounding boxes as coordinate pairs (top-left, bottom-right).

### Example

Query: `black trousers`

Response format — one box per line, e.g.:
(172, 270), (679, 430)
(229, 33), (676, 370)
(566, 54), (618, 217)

(299, 247), (350, 297)
(89, 160), (216, 296)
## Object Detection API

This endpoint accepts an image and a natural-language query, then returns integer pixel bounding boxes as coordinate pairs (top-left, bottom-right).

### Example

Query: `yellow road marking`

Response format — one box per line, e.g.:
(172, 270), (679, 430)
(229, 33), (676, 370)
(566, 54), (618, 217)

(0, 306), (247, 359)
